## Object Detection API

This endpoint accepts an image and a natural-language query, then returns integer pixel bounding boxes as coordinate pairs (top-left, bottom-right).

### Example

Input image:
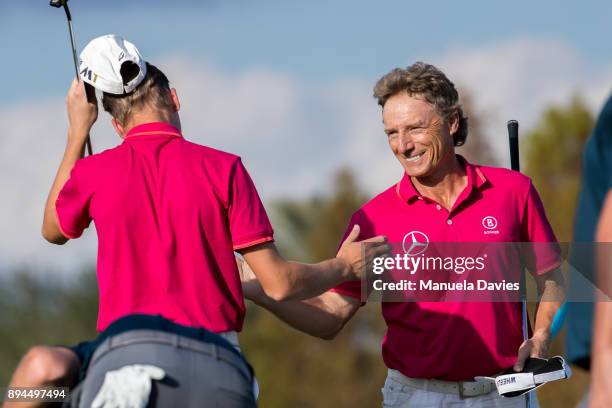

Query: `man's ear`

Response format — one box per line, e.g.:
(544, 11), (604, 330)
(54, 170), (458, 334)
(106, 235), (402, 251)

(170, 88), (181, 112)
(448, 111), (460, 135)
(112, 118), (127, 138)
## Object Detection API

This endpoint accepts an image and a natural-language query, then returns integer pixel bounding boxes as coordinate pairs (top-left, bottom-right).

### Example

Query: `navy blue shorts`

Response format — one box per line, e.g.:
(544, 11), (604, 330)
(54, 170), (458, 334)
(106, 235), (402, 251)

(66, 314), (246, 381)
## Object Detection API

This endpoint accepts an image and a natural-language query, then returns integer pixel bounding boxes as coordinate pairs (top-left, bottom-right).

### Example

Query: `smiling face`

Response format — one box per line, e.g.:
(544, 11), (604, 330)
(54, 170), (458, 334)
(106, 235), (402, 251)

(383, 92), (458, 179)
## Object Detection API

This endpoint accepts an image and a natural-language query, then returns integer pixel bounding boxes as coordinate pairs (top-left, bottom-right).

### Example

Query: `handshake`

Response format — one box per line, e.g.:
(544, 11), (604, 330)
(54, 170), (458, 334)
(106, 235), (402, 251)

(237, 224), (390, 303)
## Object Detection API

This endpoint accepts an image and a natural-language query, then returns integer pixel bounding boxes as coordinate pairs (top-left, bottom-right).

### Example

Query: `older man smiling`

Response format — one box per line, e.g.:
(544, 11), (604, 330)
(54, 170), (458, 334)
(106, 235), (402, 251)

(241, 62), (566, 408)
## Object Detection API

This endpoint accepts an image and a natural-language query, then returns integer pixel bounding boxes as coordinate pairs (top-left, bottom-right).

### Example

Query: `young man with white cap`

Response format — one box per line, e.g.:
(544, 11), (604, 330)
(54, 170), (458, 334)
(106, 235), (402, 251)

(3, 35), (388, 408)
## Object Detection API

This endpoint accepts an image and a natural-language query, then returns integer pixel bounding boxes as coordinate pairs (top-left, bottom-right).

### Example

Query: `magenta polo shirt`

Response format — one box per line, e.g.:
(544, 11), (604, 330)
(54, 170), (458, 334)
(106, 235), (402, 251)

(333, 156), (560, 381)
(56, 122), (274, 333)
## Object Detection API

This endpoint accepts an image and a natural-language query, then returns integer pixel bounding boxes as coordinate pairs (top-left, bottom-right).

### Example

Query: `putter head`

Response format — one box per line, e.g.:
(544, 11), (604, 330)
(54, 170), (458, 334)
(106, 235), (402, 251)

(49, 0), (68, 8)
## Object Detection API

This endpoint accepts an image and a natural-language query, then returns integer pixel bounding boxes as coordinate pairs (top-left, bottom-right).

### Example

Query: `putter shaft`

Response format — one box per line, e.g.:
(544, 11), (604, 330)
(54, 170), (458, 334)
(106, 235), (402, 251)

(62, 3), (93, 156)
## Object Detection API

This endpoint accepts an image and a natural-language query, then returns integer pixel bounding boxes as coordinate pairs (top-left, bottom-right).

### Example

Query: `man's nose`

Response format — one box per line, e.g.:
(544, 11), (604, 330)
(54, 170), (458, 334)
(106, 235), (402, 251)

(397, 132), (414, 152)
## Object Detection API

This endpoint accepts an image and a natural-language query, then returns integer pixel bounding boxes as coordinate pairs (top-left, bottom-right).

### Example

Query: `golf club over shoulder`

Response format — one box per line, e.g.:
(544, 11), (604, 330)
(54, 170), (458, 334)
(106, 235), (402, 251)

(239, 226), (390, 302)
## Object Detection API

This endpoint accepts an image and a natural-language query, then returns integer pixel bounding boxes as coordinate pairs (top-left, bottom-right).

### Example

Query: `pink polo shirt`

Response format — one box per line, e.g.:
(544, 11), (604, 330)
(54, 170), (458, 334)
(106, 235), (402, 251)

(56, 122), (274, 333)
(333, 156), (560, 381)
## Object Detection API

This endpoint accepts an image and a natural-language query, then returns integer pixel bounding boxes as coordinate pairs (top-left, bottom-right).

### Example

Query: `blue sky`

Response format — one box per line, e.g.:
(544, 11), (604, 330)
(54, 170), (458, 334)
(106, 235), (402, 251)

(2, 0), (611, 104)
(1, 0), (612, 273)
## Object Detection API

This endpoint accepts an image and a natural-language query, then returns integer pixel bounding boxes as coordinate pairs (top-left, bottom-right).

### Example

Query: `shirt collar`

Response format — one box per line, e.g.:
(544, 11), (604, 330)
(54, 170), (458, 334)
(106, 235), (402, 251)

(395, 154), (488, 204)
(124, 122), (183, 140)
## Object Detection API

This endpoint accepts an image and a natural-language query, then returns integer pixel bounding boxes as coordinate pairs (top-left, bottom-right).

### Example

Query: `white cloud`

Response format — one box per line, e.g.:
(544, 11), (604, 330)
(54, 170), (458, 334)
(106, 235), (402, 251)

(160, 57), (401, 198)
(0, 98), (113, 278)
(430, 37), (612, 165)
(1, 37), (611, 274)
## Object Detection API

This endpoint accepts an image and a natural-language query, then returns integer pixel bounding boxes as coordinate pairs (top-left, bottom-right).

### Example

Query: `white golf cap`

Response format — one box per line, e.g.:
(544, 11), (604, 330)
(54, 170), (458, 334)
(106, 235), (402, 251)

(79, 34), (147, 95)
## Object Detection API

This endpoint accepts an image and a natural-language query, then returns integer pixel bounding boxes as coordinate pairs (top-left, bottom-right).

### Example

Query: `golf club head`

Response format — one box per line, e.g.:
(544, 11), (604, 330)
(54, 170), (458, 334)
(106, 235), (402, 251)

(49, 0), (68, 8)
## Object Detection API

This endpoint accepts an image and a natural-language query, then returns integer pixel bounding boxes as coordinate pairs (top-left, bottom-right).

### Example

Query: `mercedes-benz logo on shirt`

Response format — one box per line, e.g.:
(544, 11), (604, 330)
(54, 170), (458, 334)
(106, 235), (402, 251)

(402, 231), (429, 256)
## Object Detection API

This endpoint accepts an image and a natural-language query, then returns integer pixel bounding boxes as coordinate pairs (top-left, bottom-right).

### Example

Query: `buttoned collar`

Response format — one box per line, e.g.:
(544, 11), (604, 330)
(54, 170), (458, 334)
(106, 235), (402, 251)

(395, 155), (488, 205)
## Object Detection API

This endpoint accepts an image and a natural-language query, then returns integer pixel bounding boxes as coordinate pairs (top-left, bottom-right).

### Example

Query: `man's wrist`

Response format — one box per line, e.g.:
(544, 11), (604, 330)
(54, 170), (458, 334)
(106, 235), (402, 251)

(532, 327), (551, 341)
(334, 257), (354, 281)
(531, 328), (552, 357)
(67, 125), (91, 143)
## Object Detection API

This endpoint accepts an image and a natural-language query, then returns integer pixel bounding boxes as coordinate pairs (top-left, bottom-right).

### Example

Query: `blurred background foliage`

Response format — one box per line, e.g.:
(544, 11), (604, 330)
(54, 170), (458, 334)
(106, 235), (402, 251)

(0, 92), (597, 407)
(524, 96), (595, 242)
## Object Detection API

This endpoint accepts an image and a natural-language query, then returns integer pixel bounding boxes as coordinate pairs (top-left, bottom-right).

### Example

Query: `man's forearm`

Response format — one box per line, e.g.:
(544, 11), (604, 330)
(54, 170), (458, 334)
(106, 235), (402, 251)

(252, 291), (358, 339)
(533, 268), (565, 339)
(513, 268), (565, 370)
(42, 128), (88, 243)
(532, 301), (559, 340)
(241, 244), (355, 302)
(277, 259), (353, 301)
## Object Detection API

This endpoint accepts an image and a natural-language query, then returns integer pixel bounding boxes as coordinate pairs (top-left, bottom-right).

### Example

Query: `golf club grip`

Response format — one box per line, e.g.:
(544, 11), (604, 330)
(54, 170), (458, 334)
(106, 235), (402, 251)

(507, 120), (519, 172)
(84, 83), (96, 103)
(84, 83), (94, 155)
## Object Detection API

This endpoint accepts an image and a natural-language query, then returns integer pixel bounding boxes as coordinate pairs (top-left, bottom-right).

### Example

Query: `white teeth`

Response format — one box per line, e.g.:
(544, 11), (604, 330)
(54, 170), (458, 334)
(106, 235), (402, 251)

(406, 153), (423, 163)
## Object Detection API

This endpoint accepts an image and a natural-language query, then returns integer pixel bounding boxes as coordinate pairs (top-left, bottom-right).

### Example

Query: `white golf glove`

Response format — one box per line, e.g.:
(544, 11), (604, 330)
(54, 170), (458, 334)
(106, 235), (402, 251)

(91, 364), (165, 408)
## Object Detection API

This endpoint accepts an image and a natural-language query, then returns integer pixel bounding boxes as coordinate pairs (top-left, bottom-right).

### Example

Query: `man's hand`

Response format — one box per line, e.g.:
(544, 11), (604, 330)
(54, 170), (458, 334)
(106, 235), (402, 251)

(336, 224), (390, 281)
(514, 328), (550, 371)
(67, 79), (98, 138)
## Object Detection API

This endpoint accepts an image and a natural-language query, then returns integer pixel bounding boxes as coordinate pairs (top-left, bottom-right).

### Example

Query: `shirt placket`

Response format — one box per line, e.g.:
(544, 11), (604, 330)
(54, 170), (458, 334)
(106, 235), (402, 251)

(417, 195), (454, 228)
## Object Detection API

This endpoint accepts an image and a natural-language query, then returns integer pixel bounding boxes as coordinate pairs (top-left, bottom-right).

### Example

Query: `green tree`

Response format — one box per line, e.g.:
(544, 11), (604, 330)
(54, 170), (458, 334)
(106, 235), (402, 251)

(524, 95), (595, 241)
(272, 168), (369, 261)
(0, 270), (98, 386)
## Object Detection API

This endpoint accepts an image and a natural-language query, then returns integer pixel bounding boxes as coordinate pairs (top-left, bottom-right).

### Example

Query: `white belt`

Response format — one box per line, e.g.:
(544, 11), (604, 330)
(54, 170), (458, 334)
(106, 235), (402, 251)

(388, 369), (495, 399)
(218, 330), (240, 351)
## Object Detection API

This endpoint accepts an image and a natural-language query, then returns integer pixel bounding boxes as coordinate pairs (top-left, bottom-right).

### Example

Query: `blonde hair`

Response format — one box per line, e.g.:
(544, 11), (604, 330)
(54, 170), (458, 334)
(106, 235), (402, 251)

(101, 63), (173, 125)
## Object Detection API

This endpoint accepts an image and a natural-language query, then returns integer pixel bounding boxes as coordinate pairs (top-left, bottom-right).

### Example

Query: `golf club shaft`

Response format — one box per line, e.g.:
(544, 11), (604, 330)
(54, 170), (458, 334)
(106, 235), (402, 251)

(64, 4), (93, 156)
(507, 120), (527, 339)
(507, 119), (531, 408)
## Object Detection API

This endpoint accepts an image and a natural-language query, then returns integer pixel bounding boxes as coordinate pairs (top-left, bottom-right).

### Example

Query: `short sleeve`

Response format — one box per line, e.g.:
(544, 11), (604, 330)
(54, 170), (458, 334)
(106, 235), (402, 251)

(330, 211), (367, 302)
(56, 160), (94, 239)
(520, 181), (562, 275)
(229, 159), (274, 250)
